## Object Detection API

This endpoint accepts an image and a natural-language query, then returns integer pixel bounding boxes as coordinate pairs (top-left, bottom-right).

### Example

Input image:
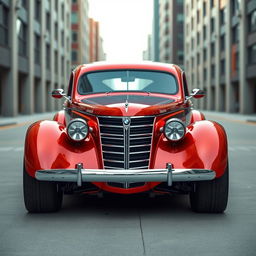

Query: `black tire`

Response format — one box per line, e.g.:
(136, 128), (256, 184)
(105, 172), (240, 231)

(189, 164), (229, 213)
(23, 166), (63, 213)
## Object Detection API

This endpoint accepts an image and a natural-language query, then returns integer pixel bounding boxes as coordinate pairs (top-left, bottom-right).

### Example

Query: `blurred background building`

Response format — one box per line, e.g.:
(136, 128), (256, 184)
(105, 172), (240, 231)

(71, 0), (89, 66)
(184, 0), (256, 114)
(0, 0), (105, 117)
(145, 0), (256, 114)
(89, 18), (106, 63)
(0, 0), (72, 116)
(149, 0), (184, 66)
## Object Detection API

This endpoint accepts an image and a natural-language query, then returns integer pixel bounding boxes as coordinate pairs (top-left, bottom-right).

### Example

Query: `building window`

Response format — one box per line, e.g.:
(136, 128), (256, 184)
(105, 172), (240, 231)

(55, 0), (58, 11)
(210, 0), (214, 8)
(248, 44), (256, 65)
(17, 19), (27, 56)
(197, 10), (200, 24)
(177, 14), (183, 23)
(0, 3), (9, 46)
(203, 48), (207, 62)
(232, 25), (239, 43)
(66, 38), (69, 51)
(197, 32), (200, 45)
(178, 51), (183, 62)
(235, 52), (239, 70)
(46, 44), (50, 70)
(231, 0), (240, 16)
(61, 30), (64, 47)
(211, 64), (215, 78)
(54, 50), (58, 74)
(203, 68), (207, 81)
(34, 34), (40, 64)
(61, 56), (64, 76)
(46, 12), (50, 32)
(35, 0), (41, 22)
(203, 25), (207, 40)
(191, 17), (194, 30)
(220, 59), (225, 75)
(248, 9), (256, 33)
(203, 1), (206, 17)
(21, 0), (27, 8)
(72, 50), (77, 62)
(71, 13), (78, 24)
(211, 17), (215, 33)
(55, 22), (58, 41)
(61, 3), (64, 21)
(211, 42), (215, 57)
(220, 35), (225, 51)
(220, 8), (226, 26)
(197, 53), (200, 65)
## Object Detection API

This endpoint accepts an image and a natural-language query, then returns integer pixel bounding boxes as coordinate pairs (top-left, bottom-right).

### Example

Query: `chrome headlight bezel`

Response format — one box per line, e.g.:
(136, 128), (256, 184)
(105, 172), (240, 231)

(164, 118), (186, 142)
(67, 118), (88, 142)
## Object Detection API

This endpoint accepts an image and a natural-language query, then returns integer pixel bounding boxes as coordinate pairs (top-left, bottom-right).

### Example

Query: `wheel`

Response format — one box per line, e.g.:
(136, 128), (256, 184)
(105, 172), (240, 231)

(23, 166), (63, 213)
(189, 164), (229, 213)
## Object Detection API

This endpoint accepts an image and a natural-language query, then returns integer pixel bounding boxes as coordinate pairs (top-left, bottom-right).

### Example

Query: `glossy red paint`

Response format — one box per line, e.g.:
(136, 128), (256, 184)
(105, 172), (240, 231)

(24, 62), (228, 195)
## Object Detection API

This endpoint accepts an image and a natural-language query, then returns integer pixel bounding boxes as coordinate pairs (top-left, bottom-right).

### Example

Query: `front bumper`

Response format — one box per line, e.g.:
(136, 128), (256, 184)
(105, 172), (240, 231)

(35, 163), (216, 187)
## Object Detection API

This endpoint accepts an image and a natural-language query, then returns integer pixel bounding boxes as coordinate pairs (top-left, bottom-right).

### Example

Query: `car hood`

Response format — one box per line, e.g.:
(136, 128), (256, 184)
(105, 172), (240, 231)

(72, 94), (184, 116)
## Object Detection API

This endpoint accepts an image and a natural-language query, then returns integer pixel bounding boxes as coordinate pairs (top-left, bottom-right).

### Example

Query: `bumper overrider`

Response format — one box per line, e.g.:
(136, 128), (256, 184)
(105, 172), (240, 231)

(35, 163), (216, 187)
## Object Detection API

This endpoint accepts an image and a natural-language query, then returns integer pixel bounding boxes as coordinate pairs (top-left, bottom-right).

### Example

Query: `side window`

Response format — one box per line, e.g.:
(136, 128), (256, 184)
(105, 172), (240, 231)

(67, 72), (74, 97)
(182, 72), (189, 97)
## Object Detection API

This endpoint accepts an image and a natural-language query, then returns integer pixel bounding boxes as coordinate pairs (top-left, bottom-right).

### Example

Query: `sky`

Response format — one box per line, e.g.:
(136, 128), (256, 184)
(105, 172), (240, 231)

(88, 0), (153, 62)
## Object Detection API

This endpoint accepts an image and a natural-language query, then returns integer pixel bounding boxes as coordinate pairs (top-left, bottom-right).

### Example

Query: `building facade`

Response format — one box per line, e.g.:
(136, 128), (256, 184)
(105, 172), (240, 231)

(71, 0), (89, 66)
(89, 18), (105, 63)
(152, 0), (160, 61)
(184, 0), (256, 114)
(159, 0), (184, 66)
(0, 0), (72, 117)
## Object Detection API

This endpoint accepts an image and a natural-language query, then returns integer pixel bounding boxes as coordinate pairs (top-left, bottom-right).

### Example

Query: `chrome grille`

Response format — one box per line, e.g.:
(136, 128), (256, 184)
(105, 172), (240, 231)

(98, 116), (155, 170)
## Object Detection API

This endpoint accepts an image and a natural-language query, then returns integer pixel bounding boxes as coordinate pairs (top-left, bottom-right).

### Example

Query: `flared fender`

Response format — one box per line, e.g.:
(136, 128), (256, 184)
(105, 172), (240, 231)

(190, 109), (205, 124)
(151, 120), (228, 178)
(53, 110), (66, 126)
(24, 120), (103, 178)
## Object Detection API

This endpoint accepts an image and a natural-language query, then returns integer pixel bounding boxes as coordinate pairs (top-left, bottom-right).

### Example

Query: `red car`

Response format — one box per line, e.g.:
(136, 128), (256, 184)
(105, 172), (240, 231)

(23, 62), (228, 213)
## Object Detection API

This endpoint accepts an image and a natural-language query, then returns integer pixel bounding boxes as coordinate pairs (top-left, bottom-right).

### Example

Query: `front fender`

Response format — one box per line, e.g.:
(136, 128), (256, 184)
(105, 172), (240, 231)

(151, 120), (228, 178)
(24, 120), (103, 178)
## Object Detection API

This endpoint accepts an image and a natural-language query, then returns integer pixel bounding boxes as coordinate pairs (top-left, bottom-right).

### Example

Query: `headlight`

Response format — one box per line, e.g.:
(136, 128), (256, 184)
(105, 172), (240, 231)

(67, 118), (88, 141)
(164, 118), (185, 141)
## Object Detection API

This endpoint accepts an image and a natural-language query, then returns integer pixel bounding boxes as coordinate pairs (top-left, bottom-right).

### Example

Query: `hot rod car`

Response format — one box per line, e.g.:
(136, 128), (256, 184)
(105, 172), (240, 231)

(23, 62), (228, 213)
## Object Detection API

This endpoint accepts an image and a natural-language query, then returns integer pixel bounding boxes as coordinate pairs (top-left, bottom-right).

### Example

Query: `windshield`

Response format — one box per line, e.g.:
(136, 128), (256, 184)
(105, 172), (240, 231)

(78, 70), (178, 95)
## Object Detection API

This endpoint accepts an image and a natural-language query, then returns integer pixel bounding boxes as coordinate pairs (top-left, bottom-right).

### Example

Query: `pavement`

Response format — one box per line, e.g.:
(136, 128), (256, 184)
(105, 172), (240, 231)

(0, 112), (56, 128)
(0, 110), (255, 256)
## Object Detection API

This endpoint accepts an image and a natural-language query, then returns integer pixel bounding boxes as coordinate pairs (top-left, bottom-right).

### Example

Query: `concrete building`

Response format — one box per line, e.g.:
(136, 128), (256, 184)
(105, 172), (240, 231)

(152, 0), (160, 61)
(0, 0), (72, 117)
(184, 0), (256, 114)
(71, 0), (89, 66)
(89, 18), (105, 63)
(143, 35), (152, 60)
(159, 0), (184, 66)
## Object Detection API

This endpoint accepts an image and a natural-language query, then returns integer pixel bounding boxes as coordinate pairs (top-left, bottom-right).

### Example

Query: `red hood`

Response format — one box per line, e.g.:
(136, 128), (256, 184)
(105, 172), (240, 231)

(72, 93), (185, 116)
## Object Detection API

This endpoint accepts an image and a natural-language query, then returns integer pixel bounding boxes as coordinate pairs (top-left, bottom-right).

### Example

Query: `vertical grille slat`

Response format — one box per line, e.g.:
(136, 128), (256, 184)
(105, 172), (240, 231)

(98, 116), (154, 172)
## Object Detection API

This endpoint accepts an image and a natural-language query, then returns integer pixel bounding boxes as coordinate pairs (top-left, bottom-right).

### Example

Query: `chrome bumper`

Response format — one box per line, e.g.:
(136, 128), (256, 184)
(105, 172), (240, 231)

(35, 163), (216, 187)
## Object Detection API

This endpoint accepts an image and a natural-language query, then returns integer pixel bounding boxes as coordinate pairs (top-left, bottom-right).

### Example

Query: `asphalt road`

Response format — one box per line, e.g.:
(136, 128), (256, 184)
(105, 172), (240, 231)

(0, 113), (255, 256)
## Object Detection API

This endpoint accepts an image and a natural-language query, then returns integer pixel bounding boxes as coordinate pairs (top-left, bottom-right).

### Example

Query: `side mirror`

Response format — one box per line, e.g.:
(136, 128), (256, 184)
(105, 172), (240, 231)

(52, 89), (65, 99)
(52, 89), (71, 102)
(185, 88), (205, 102)
(190, 88), (205, 99)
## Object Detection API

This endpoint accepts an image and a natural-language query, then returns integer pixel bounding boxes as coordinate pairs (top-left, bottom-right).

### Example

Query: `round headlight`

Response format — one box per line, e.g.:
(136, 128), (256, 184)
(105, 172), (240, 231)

(67, 118), (88, 141)
(164, 118), (185, 141)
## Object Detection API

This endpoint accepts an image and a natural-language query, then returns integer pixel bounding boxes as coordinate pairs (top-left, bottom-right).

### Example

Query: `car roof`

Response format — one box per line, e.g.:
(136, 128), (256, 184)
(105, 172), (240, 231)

(73, 61), (183, 76)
